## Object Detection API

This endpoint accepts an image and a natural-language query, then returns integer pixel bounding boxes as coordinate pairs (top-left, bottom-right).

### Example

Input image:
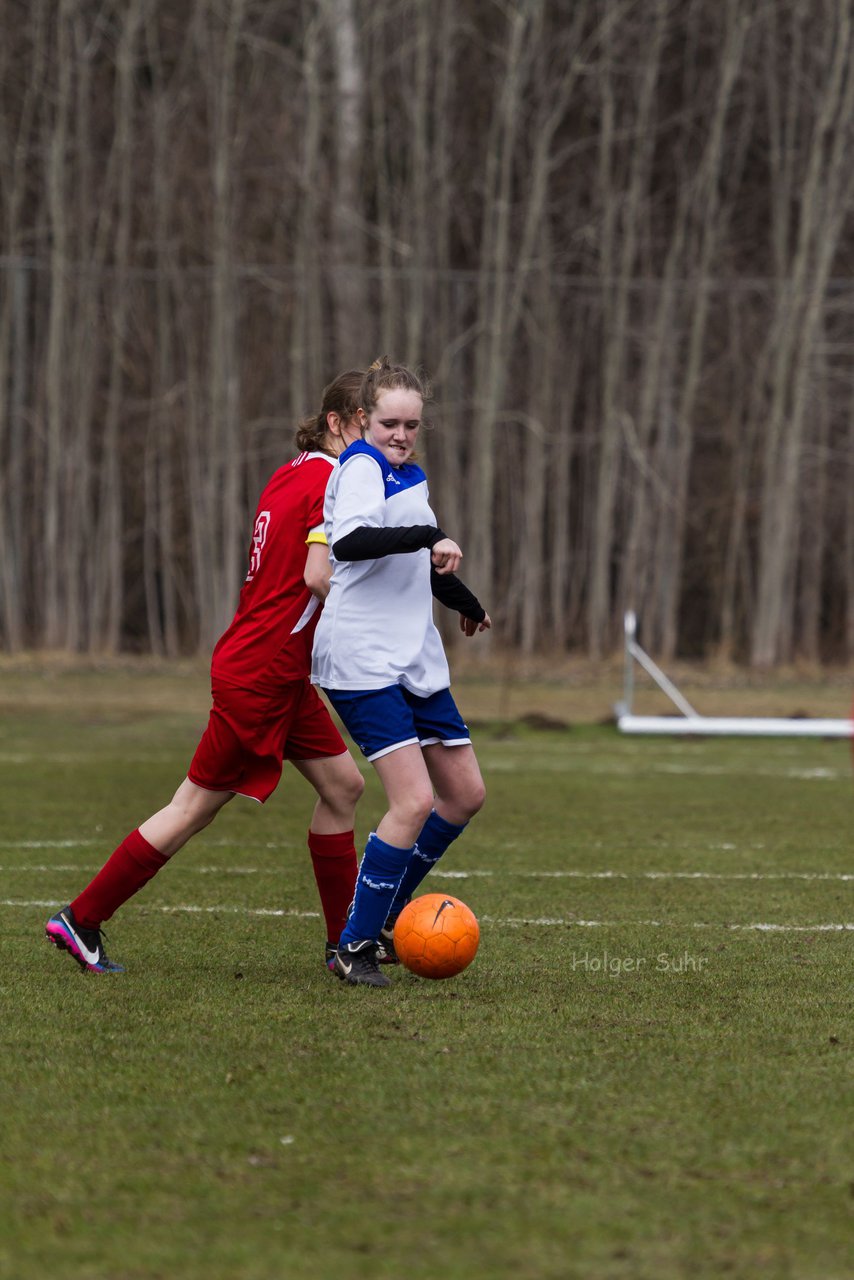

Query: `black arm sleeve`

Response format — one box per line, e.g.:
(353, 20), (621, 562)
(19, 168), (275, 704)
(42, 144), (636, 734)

(430, 567), (486, 623)
(333, 524), (446, 561)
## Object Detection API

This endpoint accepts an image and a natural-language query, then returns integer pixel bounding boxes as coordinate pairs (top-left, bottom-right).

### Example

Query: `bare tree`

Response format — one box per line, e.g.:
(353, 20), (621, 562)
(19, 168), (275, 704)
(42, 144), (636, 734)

(588, 0), (667, 658)
(0, 0), (50, 649)
(751, 0), (854, 665)
(89, 1), (145, 651)
(3, 0), (854, 666)
(326, 0), (364, 366)
(41, 0), (75, 649)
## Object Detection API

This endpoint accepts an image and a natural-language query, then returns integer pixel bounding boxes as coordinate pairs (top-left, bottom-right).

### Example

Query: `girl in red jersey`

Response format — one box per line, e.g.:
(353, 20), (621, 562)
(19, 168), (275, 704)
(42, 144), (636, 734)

(46, 372), (367, 974)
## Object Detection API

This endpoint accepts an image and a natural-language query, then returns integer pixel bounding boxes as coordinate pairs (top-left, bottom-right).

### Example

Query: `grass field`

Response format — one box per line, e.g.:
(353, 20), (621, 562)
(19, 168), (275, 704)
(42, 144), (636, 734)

(1, 663), (852, 1280)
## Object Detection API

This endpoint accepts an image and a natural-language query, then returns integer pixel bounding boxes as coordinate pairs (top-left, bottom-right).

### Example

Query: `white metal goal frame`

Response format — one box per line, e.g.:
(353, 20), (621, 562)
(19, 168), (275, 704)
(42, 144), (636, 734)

(615, 612), (853, 738)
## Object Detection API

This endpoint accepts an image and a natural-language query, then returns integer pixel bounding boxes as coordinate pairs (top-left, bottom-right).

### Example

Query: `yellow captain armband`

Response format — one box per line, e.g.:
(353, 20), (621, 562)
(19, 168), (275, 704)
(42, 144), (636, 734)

(305, 530), (328, 546)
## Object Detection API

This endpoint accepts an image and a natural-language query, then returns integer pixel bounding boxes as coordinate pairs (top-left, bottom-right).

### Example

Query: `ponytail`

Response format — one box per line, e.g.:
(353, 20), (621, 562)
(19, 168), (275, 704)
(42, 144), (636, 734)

(294, 368), (363, 455)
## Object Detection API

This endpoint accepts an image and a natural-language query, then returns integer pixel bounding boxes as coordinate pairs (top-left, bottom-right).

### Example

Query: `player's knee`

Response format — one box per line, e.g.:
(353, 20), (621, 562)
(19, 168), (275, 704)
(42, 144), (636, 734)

(345, 768), (366, 808)
(462, 778), (486, 821)
(394, 788), (434, 833)
(439, 776), (485, 824)
(173, 790), (226, 837)
(319, 762), (365, 811)
(176, 804), (214, 838)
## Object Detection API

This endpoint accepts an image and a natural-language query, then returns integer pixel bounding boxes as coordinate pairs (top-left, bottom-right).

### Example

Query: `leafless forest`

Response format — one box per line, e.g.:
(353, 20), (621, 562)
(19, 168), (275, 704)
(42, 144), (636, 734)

(2, 0), (854, 666)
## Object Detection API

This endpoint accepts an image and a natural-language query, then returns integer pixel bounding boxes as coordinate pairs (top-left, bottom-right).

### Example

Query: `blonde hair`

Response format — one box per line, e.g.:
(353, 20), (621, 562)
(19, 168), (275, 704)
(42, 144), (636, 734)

(359, 356), (430, 418)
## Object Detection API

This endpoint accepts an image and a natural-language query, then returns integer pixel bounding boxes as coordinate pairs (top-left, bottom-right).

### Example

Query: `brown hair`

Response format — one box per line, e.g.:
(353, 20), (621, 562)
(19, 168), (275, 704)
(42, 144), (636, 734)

(359, 356), (430, 418)
(294, 368), (363, 456)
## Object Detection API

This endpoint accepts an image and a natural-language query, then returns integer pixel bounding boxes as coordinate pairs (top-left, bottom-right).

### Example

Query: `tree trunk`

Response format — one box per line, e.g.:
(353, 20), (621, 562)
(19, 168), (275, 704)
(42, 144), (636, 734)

(327, 0), (363, 367)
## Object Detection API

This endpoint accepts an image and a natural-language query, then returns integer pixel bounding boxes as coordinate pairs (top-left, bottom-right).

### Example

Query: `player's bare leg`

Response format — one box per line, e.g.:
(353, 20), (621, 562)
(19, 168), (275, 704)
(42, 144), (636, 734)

(291, 751), (365, 834)
(46, 780), (233, 973)
(373, 743), (485, 961)
(139, 777), (234, 857)
(371, 744), (434, 849)
(422, 742), (486, 827)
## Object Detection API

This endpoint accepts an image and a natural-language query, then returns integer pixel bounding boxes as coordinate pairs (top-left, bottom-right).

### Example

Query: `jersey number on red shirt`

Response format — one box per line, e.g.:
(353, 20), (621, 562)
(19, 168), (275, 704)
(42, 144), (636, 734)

(247, 510), (271, 582)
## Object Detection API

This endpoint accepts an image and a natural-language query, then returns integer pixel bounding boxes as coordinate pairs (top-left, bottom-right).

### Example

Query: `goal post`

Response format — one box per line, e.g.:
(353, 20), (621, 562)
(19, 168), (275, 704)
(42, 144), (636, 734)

(614, 612), (853, 738)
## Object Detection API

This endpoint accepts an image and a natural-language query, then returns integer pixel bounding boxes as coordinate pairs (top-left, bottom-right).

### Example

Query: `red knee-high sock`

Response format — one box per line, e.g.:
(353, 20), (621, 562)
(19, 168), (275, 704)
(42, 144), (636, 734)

(307, 829), (358, 945)
(71, 829), (170, 929)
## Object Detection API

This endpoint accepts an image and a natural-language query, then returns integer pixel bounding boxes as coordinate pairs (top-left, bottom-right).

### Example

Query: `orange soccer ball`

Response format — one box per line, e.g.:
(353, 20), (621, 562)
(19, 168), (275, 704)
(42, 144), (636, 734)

(393, 893), (480, 980)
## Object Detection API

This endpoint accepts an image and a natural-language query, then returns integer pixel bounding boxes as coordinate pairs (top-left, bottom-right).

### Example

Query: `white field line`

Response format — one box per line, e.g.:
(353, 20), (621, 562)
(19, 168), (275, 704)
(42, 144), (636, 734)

(484, 761), (850, 780)
(0, 838), (821, 854)
(437, 869), (854, 883)
(0, 839), (305, 850)
(0, 840), (103, 849)
(5, 898), (853, 933)
(1, 753), (849, 780)
(3, 862), (853, 883)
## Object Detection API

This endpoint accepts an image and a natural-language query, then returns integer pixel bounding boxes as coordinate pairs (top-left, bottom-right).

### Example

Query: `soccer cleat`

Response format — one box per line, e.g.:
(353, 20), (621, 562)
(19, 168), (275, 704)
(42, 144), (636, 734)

(333, 939), (391, 988)
(377, 920), (400, 965)
(45, 906), (124, 974)
(325, 942), (338, 972)
(343, 897), (399, 964)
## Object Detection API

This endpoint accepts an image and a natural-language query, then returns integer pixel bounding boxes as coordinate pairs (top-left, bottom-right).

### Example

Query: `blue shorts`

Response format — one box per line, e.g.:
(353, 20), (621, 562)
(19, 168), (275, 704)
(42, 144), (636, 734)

(323, 685), (471, 762)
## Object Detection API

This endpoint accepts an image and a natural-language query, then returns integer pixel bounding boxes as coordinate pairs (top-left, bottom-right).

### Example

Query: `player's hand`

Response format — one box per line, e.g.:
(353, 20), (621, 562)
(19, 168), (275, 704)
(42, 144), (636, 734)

(459, 612), (492, 636)
(431, 538), (462, 575)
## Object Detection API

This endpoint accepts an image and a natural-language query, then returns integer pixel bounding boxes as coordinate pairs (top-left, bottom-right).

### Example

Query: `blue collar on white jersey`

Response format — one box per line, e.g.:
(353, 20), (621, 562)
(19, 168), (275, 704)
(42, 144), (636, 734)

(339, 438), (426, 497)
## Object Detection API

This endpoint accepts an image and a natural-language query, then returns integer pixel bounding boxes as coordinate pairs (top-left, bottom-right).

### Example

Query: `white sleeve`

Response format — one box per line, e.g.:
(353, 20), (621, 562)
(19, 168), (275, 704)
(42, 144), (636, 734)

(329, 455), (386, 544)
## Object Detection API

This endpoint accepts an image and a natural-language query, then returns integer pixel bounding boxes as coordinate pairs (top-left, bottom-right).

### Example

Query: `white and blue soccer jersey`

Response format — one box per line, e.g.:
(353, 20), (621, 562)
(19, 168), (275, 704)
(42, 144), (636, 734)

(311, 440), (451, 695)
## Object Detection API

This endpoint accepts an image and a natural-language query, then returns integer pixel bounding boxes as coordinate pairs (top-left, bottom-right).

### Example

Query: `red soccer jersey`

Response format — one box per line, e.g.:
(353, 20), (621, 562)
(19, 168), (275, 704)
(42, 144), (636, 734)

(211, 451), (335, 690)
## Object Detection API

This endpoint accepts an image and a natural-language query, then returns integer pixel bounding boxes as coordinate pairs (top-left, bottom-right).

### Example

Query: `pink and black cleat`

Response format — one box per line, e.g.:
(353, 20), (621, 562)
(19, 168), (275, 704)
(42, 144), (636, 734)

(45, 906), (124, 973)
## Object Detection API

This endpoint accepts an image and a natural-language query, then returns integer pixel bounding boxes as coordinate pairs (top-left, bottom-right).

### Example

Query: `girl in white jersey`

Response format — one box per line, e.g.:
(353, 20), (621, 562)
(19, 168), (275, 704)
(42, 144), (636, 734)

(312, 357), (491, 987)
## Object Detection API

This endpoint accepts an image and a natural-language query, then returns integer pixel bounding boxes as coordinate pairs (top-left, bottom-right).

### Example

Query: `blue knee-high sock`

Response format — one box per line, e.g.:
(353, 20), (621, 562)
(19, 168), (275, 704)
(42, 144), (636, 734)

(388, 810), (467, 921)
(339, 832), (413, 947)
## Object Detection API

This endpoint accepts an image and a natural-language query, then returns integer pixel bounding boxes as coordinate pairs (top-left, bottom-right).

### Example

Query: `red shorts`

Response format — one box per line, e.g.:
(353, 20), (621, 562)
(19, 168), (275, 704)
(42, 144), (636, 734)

(187, 677), (347, 803)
